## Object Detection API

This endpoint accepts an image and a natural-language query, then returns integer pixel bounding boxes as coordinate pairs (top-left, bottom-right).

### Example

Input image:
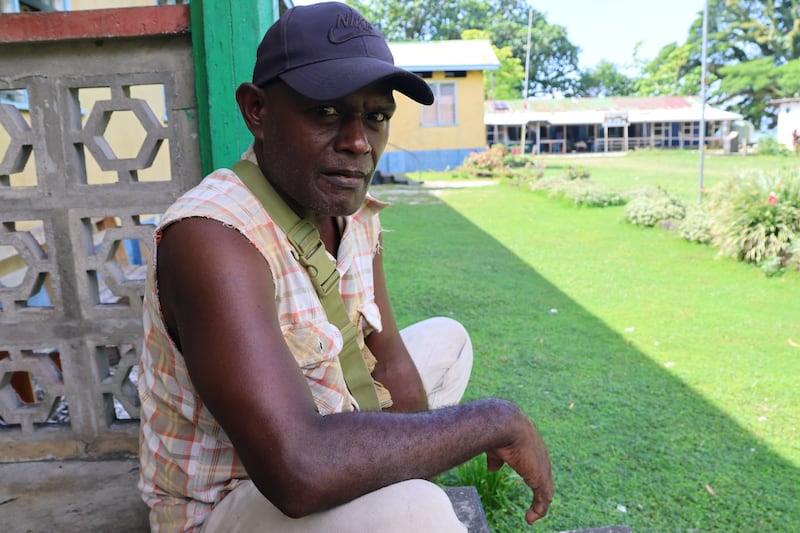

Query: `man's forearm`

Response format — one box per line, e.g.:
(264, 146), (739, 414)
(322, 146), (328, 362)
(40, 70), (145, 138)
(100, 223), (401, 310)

(249, 397), (539, 518)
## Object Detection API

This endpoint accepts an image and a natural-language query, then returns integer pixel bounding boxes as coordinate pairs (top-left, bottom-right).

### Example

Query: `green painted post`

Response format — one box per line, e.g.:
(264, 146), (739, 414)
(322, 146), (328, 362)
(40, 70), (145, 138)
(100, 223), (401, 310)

(190, 0), (277, 176)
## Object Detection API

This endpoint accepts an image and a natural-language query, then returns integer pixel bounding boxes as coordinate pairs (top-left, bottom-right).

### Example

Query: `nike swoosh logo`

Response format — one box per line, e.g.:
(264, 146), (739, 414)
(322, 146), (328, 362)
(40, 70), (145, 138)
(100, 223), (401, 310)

(328, 26), (379, 44)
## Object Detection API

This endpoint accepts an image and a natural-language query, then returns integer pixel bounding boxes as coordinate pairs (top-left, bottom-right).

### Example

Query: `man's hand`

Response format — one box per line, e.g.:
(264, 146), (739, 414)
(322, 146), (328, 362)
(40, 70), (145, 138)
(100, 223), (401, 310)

(486, 410), (553, 525)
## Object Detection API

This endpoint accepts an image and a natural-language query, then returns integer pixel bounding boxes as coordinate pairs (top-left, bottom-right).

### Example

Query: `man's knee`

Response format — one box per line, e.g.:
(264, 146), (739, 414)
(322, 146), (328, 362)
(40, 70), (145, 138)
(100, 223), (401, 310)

(378, 480), (467, 532)
(416, 316), (473, 363)
(428, 316), (470, 341)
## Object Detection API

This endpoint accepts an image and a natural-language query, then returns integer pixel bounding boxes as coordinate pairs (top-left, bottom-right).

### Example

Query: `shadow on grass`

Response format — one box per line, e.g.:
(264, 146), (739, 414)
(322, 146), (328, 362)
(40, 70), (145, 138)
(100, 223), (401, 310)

(377, 189), (799, 533)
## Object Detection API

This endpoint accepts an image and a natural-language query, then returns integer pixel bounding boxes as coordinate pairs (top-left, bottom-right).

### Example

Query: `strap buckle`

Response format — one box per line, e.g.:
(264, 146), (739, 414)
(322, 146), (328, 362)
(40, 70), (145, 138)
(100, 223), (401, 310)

(287, 220), (340, 296)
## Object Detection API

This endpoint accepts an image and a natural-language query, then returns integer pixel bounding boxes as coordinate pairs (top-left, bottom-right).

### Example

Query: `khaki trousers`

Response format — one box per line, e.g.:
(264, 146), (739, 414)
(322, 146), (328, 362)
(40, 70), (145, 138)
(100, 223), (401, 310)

(201, 317), (473, 532)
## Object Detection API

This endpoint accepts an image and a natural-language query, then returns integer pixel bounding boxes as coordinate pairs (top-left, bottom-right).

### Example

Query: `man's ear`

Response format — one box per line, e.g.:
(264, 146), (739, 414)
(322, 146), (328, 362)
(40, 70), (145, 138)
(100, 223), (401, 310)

(235, 83), (266, 140)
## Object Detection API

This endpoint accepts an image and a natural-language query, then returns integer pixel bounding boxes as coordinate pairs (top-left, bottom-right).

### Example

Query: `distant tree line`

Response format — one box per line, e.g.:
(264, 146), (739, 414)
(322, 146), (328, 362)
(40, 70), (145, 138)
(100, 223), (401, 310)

(349, 0), (800, 129)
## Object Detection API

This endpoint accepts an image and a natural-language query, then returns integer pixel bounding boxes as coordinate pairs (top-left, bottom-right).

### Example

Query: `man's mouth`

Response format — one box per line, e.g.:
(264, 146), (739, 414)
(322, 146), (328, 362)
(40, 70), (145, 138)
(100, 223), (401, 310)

(323, 170), (370, 189)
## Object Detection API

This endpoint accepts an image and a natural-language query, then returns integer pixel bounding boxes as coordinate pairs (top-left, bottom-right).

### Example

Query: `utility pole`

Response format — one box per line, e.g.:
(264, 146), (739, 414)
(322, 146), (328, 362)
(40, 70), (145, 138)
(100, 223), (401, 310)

(698, 0), (709, 203)
(520, 6), (532, 154)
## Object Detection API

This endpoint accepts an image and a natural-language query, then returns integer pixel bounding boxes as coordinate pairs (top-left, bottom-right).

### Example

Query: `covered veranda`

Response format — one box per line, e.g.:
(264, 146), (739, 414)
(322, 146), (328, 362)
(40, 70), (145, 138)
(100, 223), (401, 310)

(484, 97), (744, 154)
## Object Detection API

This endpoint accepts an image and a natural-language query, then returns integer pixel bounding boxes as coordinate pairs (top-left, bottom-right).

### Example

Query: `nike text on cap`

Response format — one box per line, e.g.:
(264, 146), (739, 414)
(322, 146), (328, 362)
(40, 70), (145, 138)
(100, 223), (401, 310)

(251, 2), (434, 105)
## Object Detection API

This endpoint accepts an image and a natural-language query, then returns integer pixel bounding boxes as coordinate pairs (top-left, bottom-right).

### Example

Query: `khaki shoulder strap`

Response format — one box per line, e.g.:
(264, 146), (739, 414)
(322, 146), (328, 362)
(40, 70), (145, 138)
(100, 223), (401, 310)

(231, 159), (381, 411)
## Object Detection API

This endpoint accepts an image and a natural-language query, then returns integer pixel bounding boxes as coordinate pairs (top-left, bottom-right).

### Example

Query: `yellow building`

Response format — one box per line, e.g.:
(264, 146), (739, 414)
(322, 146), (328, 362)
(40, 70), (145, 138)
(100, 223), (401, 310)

(383, 39), (499, 174)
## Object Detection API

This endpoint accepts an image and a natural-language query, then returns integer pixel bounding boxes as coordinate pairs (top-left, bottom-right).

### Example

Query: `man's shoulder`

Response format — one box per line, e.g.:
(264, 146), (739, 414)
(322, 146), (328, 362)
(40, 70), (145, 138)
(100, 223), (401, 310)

(160, 168), (262, 230)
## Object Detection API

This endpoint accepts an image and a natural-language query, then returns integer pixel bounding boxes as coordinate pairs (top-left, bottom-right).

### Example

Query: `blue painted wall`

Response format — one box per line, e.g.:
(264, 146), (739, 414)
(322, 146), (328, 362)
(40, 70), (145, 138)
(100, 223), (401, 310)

(378, 147), (483, 174)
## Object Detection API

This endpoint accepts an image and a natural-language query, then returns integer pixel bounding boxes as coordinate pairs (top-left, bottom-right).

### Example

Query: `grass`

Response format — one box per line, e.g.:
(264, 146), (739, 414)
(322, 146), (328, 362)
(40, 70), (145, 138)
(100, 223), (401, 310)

(536, 149), (799, 204)
(371, 150), (800, 532)
(419, 148), (799, 204)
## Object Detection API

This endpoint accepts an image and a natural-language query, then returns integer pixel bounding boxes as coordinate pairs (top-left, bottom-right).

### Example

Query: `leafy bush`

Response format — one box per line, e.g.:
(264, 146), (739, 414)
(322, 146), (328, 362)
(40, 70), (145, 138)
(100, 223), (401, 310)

(786, 239), (800, 271)
(461, 144), (511, 177)
(707, 170), (800, 267)
(625, 187), (686, 226)
(460, 144), (545, 185)
(756, 136), (792, 156)
(678, 204), (714, 243)
(760, 256), (784, 277)
(565, 165), (591, 180)
(530, 177), (625, 207)
(503, 152), (540, 170)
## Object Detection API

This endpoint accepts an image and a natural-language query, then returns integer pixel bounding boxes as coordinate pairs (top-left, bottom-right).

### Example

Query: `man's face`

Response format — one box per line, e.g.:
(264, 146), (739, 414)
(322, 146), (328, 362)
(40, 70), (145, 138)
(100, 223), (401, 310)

(255, 81), (395, 221)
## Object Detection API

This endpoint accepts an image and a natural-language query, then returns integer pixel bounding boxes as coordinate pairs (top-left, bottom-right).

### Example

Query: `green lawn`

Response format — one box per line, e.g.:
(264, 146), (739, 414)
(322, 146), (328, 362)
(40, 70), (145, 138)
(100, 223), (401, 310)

(420, 148), (799, 203)
(372, 151), (800, 532)
(538, 149), (799, 204)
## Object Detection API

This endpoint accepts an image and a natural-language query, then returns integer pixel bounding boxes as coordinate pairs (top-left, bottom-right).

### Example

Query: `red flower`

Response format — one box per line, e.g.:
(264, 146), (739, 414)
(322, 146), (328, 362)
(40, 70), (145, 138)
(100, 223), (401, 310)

(768, 192), (778, 205)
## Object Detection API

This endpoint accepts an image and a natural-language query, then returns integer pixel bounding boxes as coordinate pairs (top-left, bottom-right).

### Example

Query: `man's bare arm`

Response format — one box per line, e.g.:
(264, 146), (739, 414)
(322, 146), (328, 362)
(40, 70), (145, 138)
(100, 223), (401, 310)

(157, 218), (553, 523)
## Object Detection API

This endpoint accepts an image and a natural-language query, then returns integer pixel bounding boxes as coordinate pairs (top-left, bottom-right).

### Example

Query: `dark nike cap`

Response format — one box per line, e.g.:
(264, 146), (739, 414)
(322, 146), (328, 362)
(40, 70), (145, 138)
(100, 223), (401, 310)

(252, 2), (434, 105)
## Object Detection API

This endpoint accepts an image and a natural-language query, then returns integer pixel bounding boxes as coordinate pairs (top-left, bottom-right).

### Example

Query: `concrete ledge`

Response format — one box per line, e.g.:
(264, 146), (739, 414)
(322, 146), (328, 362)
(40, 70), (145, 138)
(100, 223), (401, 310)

(0, 459), (148, 533)
(444, 486), (490, 533)
(0, 5), (190, 44)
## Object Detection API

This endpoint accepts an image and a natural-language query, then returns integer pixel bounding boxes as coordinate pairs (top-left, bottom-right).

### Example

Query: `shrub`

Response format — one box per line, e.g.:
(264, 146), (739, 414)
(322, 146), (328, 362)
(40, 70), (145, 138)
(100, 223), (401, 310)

(786, 239), (800, 271)
(707, 170), (800, 266)
(756, 136), (792, 156)
(565, 165), (591, 180)
(460, 144), (545, 183)
(678, 204), (714, 244)
(503, 152), (540, 170)
(760, 256), (784, 277)
(460, 144), (511, 177)
(530, 177), (625, 207)
(625, 187), (686, 227)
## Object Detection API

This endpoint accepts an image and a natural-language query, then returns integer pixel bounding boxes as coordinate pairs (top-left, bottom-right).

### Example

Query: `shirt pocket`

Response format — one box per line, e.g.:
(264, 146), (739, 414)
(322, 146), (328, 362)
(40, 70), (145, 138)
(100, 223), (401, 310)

(283, 321), (349, 414)
(282, 321), (343, 368)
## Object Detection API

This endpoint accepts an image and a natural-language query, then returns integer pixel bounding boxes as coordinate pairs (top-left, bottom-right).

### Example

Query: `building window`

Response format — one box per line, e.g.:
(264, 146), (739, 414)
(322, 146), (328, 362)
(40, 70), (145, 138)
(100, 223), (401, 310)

(421, 82), (456, 127)
(1, 0), (70, 109)
(0, 89), (30, 110)
(0, 0), (70, 12)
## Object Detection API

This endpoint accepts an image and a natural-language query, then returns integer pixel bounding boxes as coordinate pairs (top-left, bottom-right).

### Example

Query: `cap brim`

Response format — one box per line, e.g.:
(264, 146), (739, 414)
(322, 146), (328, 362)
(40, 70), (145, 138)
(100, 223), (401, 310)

(279, 57), (434, 105)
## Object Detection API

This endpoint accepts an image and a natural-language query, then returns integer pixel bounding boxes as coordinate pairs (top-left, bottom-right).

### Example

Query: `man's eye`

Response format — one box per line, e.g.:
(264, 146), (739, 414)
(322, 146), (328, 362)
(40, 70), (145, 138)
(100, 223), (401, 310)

(316, 106), (338, 116)
(368, 111), (391, 122)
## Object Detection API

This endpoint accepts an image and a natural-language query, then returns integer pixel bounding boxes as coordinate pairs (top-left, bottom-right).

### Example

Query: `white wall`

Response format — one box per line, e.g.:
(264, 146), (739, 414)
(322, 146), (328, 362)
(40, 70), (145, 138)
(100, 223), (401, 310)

(775, 100), (800, 149)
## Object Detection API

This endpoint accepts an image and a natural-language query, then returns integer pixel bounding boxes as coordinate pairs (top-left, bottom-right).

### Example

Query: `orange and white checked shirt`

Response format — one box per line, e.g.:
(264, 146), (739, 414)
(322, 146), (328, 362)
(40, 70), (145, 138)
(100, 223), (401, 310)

(137, 149), (387, 531)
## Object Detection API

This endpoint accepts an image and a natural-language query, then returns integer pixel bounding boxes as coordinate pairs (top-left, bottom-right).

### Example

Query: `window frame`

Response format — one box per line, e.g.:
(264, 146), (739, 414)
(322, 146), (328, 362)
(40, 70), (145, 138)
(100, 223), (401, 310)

(421, 81), (457, 127)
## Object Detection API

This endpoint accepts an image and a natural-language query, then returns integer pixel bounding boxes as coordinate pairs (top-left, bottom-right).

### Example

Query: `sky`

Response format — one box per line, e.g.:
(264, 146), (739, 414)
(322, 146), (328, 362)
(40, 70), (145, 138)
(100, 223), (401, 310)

(295, 0), (706, 71)
(530, 0), (706, 69)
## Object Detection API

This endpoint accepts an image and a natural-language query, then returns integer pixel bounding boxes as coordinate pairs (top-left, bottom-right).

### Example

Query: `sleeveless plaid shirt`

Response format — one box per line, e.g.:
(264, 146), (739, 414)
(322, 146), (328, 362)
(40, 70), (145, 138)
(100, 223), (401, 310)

(138, 150), (387, 531)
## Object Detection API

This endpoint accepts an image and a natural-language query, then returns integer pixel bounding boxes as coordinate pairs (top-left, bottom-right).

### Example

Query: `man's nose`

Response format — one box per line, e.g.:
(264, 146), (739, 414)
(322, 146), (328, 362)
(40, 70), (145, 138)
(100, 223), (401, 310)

(335, 116), (371, 155)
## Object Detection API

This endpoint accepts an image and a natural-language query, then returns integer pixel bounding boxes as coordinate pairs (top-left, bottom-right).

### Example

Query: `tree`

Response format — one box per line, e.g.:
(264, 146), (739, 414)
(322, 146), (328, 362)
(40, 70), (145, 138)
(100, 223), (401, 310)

(639, 0), (800, 128)
(717, 57), (800, 127)
(578, 60), (636, 97)
(512, 15), (580, 96)
(349, 0), (526, 41)
(348, 0), (581, 97)
(462, 29), (525, 100)
(635, 42), (703, 97)
(778, 59), (800, 95)
(704, 0), (800, 127)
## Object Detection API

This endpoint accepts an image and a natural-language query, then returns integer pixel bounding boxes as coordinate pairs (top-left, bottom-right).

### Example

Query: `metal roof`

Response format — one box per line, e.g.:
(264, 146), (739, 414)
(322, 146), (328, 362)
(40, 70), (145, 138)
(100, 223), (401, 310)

(484, 96), (743, 126)
(388, 40), (500, 72)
